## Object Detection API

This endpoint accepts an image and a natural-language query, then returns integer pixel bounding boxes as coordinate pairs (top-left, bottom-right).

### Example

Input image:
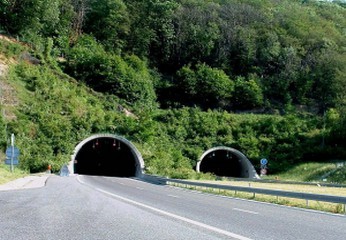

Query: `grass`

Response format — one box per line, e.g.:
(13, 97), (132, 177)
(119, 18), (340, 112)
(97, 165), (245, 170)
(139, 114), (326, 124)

(266, 162), (343, 182)
(327, 166), (346, 184)
(178, 162), (346, 214)
(0, 163), (29, 185)
(171, 182), (346, 214)
(206, 180), (346, 195)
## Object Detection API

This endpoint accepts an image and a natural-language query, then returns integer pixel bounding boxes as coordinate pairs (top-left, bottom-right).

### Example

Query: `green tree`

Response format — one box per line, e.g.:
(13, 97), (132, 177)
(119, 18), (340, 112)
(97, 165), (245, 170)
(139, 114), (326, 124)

(170, 1), (220, 71)
(65, 35), (157, 110)
(0, 0), (74, 39)
(177, 63), (234, 109)
(232, 75), (264, 110)
(122, 0), (178, 59)
(84, 0), (130, 53)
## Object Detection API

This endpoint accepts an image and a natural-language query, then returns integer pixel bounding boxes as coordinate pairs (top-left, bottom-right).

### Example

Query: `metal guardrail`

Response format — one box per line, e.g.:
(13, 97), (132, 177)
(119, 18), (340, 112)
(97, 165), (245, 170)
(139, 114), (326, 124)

(166, 178), (346, 204)
(141, 175), (346, 213)
(223, 177), (346, 188)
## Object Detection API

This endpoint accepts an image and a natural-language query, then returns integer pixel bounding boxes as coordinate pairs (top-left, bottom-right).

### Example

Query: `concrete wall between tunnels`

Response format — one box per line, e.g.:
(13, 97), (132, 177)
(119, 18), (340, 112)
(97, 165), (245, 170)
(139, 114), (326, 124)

(69, 134), (144, 177)
(196, 147), (259, 179)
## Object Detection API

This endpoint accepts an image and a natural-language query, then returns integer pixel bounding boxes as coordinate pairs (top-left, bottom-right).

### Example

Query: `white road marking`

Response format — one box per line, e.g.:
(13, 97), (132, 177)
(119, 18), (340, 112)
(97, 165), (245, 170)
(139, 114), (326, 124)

(233, 208), (259, 215)
(78, 177), (85, 184)
(90, 187), (253, 240)
(77, 176), (253, 239)
(136, 187), (144, 190)
(167, 194), (180, 198)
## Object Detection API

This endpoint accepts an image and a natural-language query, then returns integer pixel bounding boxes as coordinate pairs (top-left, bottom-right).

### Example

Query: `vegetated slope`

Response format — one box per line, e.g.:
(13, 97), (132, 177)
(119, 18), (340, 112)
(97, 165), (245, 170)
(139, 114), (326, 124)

(0, 37), (197, 176)
(327, 166), (346, 184)
(0, 0), (346, 180)
(0, 38), (344, 179)
(0, 39), (133, 172)
(1, 0), (345, 114)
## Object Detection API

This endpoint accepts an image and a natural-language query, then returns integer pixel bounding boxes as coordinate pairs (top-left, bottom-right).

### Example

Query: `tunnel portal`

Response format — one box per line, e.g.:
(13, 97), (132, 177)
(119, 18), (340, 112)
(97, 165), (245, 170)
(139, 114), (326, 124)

(71, 134), (144, 177)
(196, 147), (258, 179)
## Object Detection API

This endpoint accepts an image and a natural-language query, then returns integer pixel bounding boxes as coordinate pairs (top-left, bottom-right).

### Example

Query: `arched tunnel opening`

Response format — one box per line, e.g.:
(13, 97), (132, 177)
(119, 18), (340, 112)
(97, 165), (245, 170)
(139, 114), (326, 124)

(72, 135), (144, 177)
(197, 147), (258, 179)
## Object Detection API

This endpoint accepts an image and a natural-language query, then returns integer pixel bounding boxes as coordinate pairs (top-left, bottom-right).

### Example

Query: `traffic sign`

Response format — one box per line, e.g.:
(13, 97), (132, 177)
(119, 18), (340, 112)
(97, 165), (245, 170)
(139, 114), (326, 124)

(6, 146), (20, 158)
(5, 157), (19, 165)
(260, 158), (268, 165)
(7, 134), (19, 172)
(260, 168), (267, 176)
(60, 164), (70, 177)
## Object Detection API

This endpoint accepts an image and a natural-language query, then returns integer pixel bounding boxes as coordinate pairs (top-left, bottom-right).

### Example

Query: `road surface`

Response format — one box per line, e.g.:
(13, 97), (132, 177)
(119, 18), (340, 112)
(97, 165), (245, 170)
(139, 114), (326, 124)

(0, 175), (345, 240)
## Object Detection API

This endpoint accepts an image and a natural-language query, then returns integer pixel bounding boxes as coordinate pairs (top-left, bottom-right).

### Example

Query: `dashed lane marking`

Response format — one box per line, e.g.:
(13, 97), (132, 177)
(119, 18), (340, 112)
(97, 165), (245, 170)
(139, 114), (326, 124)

(167, 194), (180, 198)
(233, 208), (259, 215)
(77, 176), (253, 240)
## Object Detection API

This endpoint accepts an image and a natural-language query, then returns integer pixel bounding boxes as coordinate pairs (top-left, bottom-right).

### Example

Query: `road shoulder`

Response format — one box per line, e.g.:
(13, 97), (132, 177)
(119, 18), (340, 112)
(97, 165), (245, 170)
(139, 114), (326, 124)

(0, 174), (49, 191)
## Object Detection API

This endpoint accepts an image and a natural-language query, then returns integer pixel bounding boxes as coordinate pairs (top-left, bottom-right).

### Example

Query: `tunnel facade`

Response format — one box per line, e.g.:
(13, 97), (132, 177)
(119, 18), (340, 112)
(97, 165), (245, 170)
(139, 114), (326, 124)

(69, 134), (144, 177)
(196, 147), (259, 179)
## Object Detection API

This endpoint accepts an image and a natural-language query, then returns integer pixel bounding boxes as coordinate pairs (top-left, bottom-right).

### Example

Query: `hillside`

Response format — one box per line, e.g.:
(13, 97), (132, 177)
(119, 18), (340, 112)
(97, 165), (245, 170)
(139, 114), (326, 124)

(0, 0), (345, 181)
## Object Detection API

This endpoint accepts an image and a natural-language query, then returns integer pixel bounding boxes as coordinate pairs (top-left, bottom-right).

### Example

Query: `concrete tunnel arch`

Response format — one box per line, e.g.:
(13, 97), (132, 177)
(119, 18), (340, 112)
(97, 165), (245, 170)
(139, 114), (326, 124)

(196, 147), (259, 179)
(69, 134), (144, 177)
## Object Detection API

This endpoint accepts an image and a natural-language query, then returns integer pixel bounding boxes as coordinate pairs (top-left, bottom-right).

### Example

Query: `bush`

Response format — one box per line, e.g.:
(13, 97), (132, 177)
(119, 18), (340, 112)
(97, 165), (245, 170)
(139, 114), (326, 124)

(0, 39), (26, 58)
(176, 64), (234, 109)
(0, 112), (7, 151)
(65, 35), (157, 110)
(5, 61), (127, 172)
(232, 75), (264, 110)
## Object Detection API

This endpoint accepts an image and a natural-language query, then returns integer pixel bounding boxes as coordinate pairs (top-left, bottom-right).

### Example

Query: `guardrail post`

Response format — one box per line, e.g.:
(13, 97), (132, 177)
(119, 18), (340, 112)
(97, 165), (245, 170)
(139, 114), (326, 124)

(152, 177), (346, 213)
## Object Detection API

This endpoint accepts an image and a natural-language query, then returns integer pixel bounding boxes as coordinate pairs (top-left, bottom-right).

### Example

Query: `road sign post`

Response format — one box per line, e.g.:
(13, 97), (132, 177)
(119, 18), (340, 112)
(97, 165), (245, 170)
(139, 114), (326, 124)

(260, 158), (268, 166)
(260, 158), (268, 176)
(5, 134), (20, 172)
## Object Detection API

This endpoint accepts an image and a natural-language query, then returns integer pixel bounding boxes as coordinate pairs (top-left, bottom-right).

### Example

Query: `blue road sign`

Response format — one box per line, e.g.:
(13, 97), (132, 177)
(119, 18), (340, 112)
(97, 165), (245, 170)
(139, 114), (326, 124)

(5, 147), (20, 158)
(5, 157), (19, 165)
(60, 164), (70, 177)
(260, 158), (268, 165)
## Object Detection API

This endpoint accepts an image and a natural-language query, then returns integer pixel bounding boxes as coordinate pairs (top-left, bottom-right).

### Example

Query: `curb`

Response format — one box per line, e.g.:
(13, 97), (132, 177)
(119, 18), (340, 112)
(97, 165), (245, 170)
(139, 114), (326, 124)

(0, 174), (49, 191)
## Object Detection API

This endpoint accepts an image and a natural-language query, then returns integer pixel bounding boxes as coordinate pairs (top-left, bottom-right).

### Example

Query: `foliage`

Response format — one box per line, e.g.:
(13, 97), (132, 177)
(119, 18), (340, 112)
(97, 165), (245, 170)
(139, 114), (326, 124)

(0, 110), (7, 150)
(232, 75), (264, 110)
(176, 63), (233, 109)
(266, 161), (346, 184)
(2, 0), (345, 114)
(328, 166), (346, 184)
(150, 108), (334, 174)
(1, 0), (346, 178)
(0, 0), (75, 42)
(84, 0), (130, 53)
(5, 61), (124, 172)
(64, 35), (157, 111)
(0, 39), (26, 58)
(0, 164), (28, 185)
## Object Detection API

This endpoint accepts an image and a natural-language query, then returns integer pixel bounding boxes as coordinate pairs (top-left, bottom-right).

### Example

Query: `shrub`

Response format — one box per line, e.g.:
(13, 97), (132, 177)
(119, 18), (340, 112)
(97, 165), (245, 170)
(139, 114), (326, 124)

(176, 64), (234, 109)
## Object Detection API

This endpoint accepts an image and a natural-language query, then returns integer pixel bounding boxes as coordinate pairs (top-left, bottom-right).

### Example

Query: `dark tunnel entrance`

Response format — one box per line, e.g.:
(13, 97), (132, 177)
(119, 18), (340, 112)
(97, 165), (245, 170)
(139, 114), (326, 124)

(71, 134), (144, 177)
(196, 147), (258, 179)
(199, 150), (242, 177)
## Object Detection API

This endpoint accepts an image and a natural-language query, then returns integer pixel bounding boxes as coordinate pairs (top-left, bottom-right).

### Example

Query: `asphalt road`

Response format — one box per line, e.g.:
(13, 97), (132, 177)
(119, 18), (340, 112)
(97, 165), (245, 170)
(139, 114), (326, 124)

(0, 175), (345, 240)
